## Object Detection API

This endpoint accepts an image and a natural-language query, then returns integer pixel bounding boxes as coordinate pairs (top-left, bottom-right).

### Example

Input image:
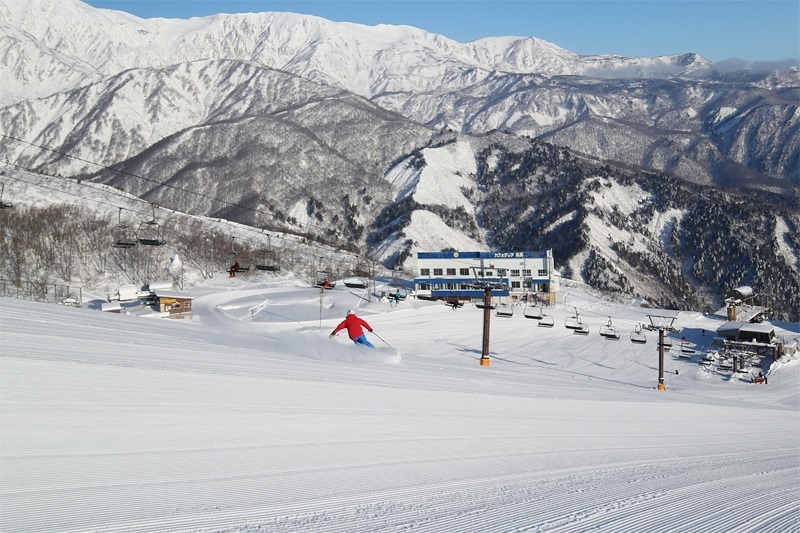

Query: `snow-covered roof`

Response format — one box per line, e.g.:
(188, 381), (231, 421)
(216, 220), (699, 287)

(731, 306), (768, 323)
(717, 321), (775, 334)
(726, 286), (754, 301)
(739, 323), (775, 334)
(152, 290), (194, 300)
(716, 321), (746, 333)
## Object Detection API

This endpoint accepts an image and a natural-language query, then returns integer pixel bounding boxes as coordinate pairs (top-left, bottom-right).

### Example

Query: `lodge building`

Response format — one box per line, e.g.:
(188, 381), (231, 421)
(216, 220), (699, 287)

(414, 250), (557, 304)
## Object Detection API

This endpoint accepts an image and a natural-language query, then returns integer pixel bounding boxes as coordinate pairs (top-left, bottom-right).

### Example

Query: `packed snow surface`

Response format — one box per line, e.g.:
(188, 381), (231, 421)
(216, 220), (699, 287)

(1, 277), (799, 532)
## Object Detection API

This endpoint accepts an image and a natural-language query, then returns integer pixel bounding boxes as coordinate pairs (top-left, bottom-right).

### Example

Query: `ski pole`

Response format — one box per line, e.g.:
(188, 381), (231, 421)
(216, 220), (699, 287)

(371, 331), (392, 347)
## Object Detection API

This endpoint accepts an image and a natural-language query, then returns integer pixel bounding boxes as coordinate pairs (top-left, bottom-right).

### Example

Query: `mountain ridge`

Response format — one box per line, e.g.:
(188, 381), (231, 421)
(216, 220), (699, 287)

(1, 0), (717, 106)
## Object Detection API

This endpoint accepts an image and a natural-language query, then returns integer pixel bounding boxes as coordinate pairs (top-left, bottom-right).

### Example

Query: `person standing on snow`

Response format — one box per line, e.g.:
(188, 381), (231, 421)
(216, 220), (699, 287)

(330, 309), (375, 348)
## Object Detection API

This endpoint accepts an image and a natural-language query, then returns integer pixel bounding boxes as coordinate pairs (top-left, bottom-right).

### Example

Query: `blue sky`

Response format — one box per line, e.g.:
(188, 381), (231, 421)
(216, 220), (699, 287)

(83, 1), (799, 67)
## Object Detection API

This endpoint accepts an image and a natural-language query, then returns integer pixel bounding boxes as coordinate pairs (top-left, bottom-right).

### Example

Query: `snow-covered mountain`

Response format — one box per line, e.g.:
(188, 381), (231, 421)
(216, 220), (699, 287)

(1, 0), (714, 105)
(1, 0), (799, 318)
(2, 0), (797, 188)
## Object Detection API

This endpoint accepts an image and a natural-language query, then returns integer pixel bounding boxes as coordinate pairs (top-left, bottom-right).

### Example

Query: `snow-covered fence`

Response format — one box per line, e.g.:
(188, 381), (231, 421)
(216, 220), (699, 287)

(0, 278), (82, 307)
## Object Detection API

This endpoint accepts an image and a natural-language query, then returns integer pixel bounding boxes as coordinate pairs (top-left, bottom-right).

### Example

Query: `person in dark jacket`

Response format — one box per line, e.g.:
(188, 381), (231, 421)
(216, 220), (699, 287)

(330, 309), (375, 348)
(229, 260), (240, 278)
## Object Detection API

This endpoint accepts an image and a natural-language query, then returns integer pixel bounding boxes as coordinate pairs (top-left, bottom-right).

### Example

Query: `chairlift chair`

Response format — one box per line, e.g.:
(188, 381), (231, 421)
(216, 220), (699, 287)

(495, 302), (514, 318)
(343, 276), (368, 289)
(538, 314), (555, 327)
(253, 250), (281, 272)
(523, 303), (544, 320)
(387, 286), (407, 303)
(564, 308), (581, 330)
(630, 324), (647, 344)
(680, 341), (696, 354)
(111, 208), (137, 248)
(226, 237), (250, 274)
(573, 323), (590, 335)
(599, 316), (620, 340)
(137, 204), (166, 246)
(315, 270), (335, 289)
(701, 350), (718, 362)
(253, 234), (280, 271)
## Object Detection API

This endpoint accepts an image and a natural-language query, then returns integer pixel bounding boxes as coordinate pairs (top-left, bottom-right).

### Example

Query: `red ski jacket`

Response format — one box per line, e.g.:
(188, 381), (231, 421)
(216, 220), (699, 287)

(332, 314), (373, 340)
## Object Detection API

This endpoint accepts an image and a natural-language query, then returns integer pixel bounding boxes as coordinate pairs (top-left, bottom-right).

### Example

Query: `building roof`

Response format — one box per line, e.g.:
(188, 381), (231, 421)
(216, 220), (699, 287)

(417, 251), (547, 260)
(716, 321), (745, 333)
(153, 290), (194, 300)
(739, 323), (775, 334)
(731, 305), (768, 323)
(716, 321), (775, 336)
(726, 286), (754, 301)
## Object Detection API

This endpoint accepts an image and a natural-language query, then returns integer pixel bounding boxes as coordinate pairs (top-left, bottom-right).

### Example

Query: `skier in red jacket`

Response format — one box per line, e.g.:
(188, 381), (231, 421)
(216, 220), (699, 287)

(330, 309), (375, 348)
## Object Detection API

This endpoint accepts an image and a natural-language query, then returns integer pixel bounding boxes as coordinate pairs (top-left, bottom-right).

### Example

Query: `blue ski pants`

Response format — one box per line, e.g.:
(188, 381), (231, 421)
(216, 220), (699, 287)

(352, 334), (375, 348)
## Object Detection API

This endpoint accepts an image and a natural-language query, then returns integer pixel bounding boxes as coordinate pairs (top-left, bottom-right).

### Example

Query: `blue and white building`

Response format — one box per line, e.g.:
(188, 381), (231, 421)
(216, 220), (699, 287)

(414, 250), (557, 303)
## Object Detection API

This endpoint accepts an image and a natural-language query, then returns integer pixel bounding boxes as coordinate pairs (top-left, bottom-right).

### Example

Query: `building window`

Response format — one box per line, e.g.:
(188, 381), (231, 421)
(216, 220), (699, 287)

(538, 269), (547, 276)
(433, 268), (443, 276)
(421, 268), (430, 275)
(511, 281), (521, 289)
(446, 268), (456, 275)
(460, 268), (470, 275)
(524, 281), (532, 288)
(485, 271), (494, 277)
(510, 269), (520, 277)
(523, 269), (531, 276)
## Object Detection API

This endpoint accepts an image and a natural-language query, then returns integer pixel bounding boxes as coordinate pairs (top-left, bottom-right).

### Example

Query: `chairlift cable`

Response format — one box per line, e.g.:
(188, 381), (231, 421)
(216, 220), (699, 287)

(1, 134), (346, 237)
(1, 155), (373, 263)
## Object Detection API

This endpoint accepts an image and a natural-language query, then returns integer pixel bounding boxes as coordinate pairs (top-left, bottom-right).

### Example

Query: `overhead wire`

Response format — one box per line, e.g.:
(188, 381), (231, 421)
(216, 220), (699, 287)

(1, 158), (136, 212)
(0, 161), (376, 271)
(0, 133), (349, 237)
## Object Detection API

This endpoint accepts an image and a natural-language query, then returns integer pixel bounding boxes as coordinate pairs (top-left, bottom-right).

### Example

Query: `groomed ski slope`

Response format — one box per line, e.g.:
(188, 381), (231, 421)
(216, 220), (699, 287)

(1, 277), (799, 532)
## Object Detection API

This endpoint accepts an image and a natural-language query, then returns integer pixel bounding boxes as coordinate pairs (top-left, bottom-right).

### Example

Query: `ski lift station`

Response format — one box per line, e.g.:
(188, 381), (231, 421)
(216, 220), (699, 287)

(413, 250), (558, 304)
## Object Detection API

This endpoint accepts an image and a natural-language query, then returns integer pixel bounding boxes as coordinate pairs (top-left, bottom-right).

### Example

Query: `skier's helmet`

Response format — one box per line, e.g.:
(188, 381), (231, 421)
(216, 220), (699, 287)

(347, 309), (354, 315)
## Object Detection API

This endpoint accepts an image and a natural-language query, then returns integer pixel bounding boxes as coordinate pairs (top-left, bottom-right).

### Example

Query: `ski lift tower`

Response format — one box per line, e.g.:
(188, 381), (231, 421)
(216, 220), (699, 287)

(648, 314), (677, 390)
(469, 268), (508, 367)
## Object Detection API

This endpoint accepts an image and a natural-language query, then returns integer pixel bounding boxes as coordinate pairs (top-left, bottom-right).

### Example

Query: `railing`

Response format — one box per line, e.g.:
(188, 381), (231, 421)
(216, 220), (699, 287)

(0, 279), (83, 307)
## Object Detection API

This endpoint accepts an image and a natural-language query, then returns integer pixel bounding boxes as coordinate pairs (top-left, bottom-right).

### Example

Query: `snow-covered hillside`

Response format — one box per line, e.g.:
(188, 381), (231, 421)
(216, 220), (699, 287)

(2, 276), (799, 531)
